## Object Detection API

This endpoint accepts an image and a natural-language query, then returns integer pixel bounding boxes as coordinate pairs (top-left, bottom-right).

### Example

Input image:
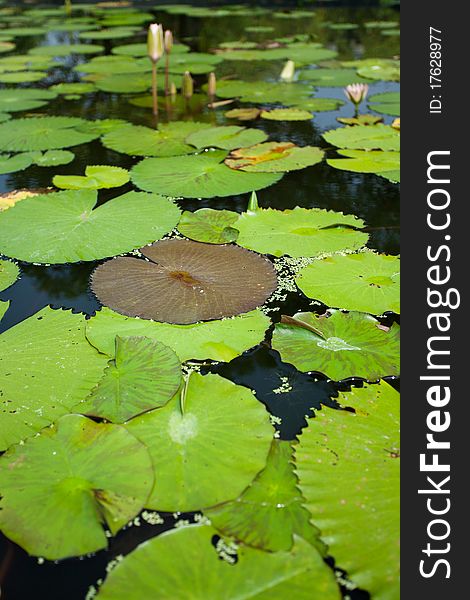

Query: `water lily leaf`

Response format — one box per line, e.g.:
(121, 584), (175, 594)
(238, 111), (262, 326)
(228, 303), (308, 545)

(0, 42), (15, 54)
(75, 55), (149, 75)
(298, 68), (367, 86)
(75, 336), (182, 423)
(234, 207), (367, 258)
(214, 80), (314, 106)
(296, 250), (400, 314)
(29, 43), (104, 56)
(86, 306), (270, 363)
(0, 259), (19, 291)
(0, 113), (10, 123)
(226, 143), (324, 173)
(76, 118), (127, 135)
(91, 238), (278, 324)
(131, 151), (282, 198)
(168, 52), (223, 75)
(111, 42), (189, 56)
(296, 381), (399, 599)
(261, 108), (312, 121)
(95, 524), (340, 600)
(53, 165), (129, 190)
(2, 27), (46, 36)
(0, 70), (47, 83)
(0, 307), (108, 451)
(272, 310), (400, 380)
(0, 189), (180, 264)
(337, 114), (383, 126)
(368, 91), (400, 116)
(186, 126), (268, 151)
(245, 26), (274, 33)
(101, 121), (211, 157)
(127, 373), (273, 511)
(0, 117), (99, 152)
(79, 27), (138, 40)
(0, 301), (9, 321)
(0, 414), (154, 560)
(293, 97), (344, 111)
(177, 208), (239, 244)
(206, 440), (323, 552)
(0, 153), (33, 175)
(225, 107), (261, 121)
(31, 149), (75, 167)
(343, 58), (400, 82)
(219, 44), (337, 64)
(0, 88), (57, 113)
(328, 149), (400, 182)
(50, 82), (96, 95)
(0, 53), (54, 71)
(94, 71), (155, 93)
(328, 22), (358, 30)
(323, 124), (400, 151)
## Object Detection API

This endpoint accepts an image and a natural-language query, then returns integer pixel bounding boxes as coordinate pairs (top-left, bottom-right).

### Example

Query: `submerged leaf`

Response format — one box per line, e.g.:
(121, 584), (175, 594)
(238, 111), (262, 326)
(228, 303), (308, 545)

(91, 238), (278, 324)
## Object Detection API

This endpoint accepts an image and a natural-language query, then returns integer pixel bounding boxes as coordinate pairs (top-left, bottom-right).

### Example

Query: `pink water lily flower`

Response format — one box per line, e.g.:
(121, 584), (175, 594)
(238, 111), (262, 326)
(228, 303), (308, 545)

(344, 83), (369, 106)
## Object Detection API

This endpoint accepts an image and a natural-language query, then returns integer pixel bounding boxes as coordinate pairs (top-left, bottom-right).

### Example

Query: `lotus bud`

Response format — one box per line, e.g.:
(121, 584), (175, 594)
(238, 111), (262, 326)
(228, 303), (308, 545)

(170, 82), (177, 96)
(279, 60), (295, 82)
(208, 72), (216, 98)
(344, 83), (369, 107)
(182, 71), (194, 100)
(164, 30), (173, 54)
(147, 23), (164, 63)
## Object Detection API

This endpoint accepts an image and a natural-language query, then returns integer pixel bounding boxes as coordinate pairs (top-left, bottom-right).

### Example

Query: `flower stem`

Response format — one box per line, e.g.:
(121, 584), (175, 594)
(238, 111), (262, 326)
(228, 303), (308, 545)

(151, 62), (158, 118)
(165, 54), (170, 95)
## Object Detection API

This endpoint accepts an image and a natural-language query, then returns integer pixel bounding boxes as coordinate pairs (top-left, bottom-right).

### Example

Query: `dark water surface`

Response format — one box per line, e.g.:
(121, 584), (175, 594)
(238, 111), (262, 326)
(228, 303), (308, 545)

(0, 1), (399, 598)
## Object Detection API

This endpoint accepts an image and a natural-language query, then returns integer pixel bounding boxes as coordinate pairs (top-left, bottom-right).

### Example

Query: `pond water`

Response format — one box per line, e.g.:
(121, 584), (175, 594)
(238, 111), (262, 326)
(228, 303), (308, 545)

(0, 1), (400, 598)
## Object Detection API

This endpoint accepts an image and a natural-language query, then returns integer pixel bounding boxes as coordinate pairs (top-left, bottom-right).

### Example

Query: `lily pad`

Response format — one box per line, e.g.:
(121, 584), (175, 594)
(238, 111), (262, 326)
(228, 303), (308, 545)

(295, 250), (400, 314)
(131, 151), (282, 198)
(96, 524), (340, 599)
(206, 440), (322, 552)
(0, 414), (154, 560)
(91, 238), (278, 324)
(293, 97), (344, 112)
(101, 121), (211, 158)
(168, 52), (223, 75)
(0, 117), (99, 152)
(0, 70), (47, 83)
(0, 153), (33, 175)
(0, 307), (108, 451)
(0, 189), (181, 264)
(337, 114), (383, 126)
(298, 68), (367, 86)
(0, 301), (9, 321)
(323, 124), (400, 151)
(79, 27), (138, 40)
(0, 113), (11, 123)
(219, 44), (337, 64)
(31, 150), (75, 167)
(93, 72), (154, 93)
(0, 259), (19, 291)
(86, 306), (271, 363)
(343, 58), (400, 82)
(0, 88), (57, 113)
(111, 42), (190, 57)
(0, 41), (15, 54)
(224, 107), (261, 121)
(214, 80), (314, 106)
(74, 336), (182, 423)
(177, 208), (239, 244)
(186, 126), (268, 151)
(53, 165), (129, 190)
(296, 381), (400, 599)
(127, 373), (273, 511)
(76, 118), (128, 136)
(234, 207), (367, 257)
(328, 149), (400, 182)
(50, 82), (96, 95)
(74, 55), (149, 75)
(261, 108), (312, 121)
(29, 43), (104, 56)
(272, 310), (400, 380)
(226, 143), (324, 173)
(368, 91), (400, 116)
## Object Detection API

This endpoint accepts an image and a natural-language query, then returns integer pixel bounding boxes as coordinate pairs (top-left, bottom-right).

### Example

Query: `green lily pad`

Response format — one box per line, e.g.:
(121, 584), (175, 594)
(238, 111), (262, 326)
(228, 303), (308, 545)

(0, 41), (15, 54)
(0, 301), (9, 321)
(0, 54), (54, 70)
(29, 43), (104, 56)
(0, 307), (108, 451)
(295, 250), (400, 314)
(111, 42), (189, 57)
(50, 82), (96, 95)
(76, 118), (127, 136)
(96, 524), (340, 599)
(0, 70), (47, 83)
(0, 259), (19, 291)
(168, 53), (223, 75)
(0, 153), (33, 175)
(94, 72), (154, 94)
(53, 165), (129, 190)
(234, 207), (367, 257)
(1, 27), (46, 36)
(214, 80), (314, 106)
(127, 373), (273, 511)
(337, 114), (383, 126)
(30, 149), (75, 167)
(293, 97), (344, 111)
(323, 124), (400, 151)
(75, 55), (149, 75)
(131, 151), (283, 199)
(298, 68), (367, 86)
(226, 143), (324, 173)
(328, 149), (400, 182)
(0, 189), (181, 264)
(0, 88), (57, 113)
(296, 381), (399, 599)
(272, 310), (400, 380)
(186, 126), (268, 151)
(79, 27), (138, 40)
(343, 58), (400, 82)
(224, 107), (261, 121)
(0, 414), (154, 560)
(261, 108), (312, 121)
(101, 121), (211, 158)
(0, 117), (99, 152)
(0, 113), (11, 123)
(177, 208), (239, 244)
(328, 22), (358, 30)
(368, 91), (400, 116)
(219, 44), (337, 64)
(86, 306), (270, 363)
(206, 440), (323, 552)
(74, 336), (182, 423)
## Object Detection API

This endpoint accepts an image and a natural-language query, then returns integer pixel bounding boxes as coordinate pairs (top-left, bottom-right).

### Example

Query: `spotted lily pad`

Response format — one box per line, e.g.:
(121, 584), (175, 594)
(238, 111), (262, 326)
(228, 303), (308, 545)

(53, 165), (129, 190)
(328, 149), (400, 183)
(296, 382), (399, 599)
(74, 336), (182, 423)
(234, 207), (367, 257)
(272, 310), (400, 380)
(0, 88), (57, 113)
(0, 307), (108, 450)
(91, 239), (278, 324)
(261, 108), (312, 121)
(296, 250), (400, 314)
(96, 524), (340, 600)
(102, 122), (211, 158)
(127, 373), (273, 511)
(0, 259), (19, 291)
(131, 150), (282, 198)
(226, 142), (324, 173)
(0, 414), (153, 560)
(86, 306), (270, 363)
(206, 440), (323, 552)
(368, 91), (400, 116)
(177, 208), (239, 244)
(186, 126), (268, 151)
(323, 124), (400, 151)
(298, 68), (367, 86)
(0, 189), (181, 264)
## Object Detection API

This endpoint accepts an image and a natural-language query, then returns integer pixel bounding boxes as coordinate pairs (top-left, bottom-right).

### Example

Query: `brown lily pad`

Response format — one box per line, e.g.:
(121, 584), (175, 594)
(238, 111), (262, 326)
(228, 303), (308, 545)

(91, 239), (278, 324)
